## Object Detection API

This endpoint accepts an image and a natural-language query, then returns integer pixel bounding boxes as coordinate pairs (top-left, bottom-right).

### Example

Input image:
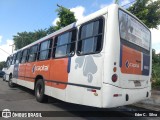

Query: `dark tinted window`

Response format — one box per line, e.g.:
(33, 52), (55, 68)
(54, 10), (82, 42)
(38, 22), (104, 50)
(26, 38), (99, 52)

(11, 54), (16, 65)
(53, 29), (77, 58)
(21, 49), (28, 63)
(28, 45), (38, 62)
(38, 39), (52, 60)
(77, 18), (104, 55)
(6, 57), (11, 67)
(15, 51), (22, 64)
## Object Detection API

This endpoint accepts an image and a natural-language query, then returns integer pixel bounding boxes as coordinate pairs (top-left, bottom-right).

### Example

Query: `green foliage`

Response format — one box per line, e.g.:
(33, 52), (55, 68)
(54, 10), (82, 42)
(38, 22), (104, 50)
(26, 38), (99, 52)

(13, 5), (76, 50)
(55, 5), (76, 30)
(0, 61), (6, 70)
(13, 30), (47, 50)
(47, 26), (56, 34)
(152, 49), (160, 87)
(127, 0), (160, 28)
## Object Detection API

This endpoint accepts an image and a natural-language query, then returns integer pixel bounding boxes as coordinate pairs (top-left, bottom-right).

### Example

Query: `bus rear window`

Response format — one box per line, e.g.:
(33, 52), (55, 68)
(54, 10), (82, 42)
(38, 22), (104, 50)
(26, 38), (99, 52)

(119, 10), (151, 51)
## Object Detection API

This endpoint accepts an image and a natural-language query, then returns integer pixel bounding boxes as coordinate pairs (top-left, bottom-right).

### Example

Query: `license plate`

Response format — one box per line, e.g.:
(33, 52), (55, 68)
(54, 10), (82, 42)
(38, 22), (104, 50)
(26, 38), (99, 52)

(134, 81), (141, 87)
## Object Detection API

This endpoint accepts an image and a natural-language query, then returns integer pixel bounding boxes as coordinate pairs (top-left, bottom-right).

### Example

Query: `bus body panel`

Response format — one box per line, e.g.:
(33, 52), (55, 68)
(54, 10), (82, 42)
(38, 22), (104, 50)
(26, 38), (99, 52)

(102, 84), (151, 108)
(65, 53), (104, 107)
(49, 58), (68, 89)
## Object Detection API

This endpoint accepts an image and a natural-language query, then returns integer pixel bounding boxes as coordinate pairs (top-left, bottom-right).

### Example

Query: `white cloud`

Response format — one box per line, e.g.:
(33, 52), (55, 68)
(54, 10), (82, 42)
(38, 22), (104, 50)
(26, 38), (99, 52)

(52, 18), (60, 26)
(70, 6), (85, 20)
(151, 25), (160, 54)
(0, 39), (14, 62)
(52, 6), (85, 26)
(0, 35), (2, 44)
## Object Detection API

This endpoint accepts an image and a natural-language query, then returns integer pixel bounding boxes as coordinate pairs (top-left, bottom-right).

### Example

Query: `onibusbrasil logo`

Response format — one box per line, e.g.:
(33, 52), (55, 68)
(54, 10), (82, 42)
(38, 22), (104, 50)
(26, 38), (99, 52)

(2, 109), (11, 118)
(1, 109), (42, 118)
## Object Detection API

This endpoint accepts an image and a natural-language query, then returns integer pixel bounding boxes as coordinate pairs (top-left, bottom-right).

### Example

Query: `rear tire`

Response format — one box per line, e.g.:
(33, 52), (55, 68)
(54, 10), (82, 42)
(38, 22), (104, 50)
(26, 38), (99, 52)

(35, 79), (48, 103)
(8, 75), (16, 88)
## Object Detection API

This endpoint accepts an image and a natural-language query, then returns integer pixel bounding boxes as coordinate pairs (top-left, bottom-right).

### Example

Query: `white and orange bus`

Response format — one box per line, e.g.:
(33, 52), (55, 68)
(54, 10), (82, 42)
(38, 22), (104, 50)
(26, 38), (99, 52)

(5, 4), (151, 108)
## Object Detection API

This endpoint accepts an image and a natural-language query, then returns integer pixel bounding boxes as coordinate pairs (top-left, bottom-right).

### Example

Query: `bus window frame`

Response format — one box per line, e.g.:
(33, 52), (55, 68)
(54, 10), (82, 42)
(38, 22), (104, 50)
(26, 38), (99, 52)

(118, 8), (151, 54)
(52, 28), (77, 59)
(27, 44), (39, 63)
(15, 51), (22, 64)
(76, 16), (105, 56)
(37, 39), (53, 61)
(6, 56), (11, 68)
(20, 48), (29, 64)
(11, 53), (17, 65)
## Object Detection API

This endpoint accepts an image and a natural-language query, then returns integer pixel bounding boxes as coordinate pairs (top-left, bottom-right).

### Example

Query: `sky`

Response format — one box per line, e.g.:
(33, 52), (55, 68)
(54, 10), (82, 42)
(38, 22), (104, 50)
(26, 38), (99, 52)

(0, 0), (160, 62)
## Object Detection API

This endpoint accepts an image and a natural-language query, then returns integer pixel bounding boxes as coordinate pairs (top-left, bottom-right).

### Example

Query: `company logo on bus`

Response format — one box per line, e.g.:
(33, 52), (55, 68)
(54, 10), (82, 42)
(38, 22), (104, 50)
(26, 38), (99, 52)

(125, 60), (139, 68)
(32, 65), (48, 73)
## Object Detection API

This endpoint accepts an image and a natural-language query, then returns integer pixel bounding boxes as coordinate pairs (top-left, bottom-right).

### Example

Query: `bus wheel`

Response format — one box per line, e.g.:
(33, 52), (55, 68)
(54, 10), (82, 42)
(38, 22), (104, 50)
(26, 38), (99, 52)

(35, 79), (48, 103)
(8, 75), (16, 88)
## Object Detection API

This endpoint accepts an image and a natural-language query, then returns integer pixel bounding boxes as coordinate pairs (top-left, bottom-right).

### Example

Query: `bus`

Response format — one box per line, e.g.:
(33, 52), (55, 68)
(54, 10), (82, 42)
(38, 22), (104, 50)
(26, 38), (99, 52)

(5, 4), (151, 108)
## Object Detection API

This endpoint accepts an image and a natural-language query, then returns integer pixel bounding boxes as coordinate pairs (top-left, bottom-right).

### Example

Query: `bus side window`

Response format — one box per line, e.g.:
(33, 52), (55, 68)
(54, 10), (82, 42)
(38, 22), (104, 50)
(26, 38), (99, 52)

(12, 54), (17, 65)
(28, 45), (38, 62)
(38, 39), (52, 61)
(10, 56), (13, 65)
(77, 18), (104, 55)
(21, 49), (28, 63)
(6, 57), (10, 68)
(15, 51), (22, 64)
(53, 29), (77, 58)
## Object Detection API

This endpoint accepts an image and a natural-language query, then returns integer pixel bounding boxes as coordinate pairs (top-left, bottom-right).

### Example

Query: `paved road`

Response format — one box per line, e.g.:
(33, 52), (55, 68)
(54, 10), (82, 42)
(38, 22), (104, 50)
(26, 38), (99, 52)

(0, 78), (159, 120)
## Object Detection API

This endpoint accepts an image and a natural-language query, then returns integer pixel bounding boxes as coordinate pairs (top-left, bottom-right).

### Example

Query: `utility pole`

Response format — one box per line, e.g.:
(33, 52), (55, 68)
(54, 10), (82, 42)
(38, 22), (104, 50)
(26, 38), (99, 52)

(9, 44), (15, 53)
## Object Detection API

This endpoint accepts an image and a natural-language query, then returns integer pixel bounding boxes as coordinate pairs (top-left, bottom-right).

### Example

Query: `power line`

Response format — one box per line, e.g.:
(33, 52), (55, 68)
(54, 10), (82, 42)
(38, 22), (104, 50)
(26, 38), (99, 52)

(0, 47), (10, 55)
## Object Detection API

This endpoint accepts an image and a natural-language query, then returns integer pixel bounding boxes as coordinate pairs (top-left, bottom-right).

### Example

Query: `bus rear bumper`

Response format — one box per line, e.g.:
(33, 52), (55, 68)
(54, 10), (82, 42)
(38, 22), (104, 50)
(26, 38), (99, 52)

(102, 83), (151, 108)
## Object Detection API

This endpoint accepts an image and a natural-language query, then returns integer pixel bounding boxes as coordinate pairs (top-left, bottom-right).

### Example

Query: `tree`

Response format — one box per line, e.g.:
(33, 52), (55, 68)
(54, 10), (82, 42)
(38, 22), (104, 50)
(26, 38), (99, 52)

(13, 32), (35, 50)
(0, 61), (6, 70)
(13, 5), (76, 50)
(152, 49), (160, 87)
(13, 29), (47, 50)
(47, 26), (56, 34)
(55, 5), (76, 30)
(127, 0), (160, 28)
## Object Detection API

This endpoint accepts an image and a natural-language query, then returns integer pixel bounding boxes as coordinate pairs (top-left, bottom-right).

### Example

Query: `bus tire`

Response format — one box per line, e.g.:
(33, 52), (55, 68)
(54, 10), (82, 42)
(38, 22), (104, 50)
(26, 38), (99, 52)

(35, 79), (48, 103)
(8, 75), (16, 88)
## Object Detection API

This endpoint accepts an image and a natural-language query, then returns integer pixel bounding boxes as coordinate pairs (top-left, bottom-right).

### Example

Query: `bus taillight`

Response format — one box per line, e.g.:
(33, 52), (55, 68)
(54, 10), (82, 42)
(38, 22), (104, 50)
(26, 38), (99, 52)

(112, 74), (118, 82)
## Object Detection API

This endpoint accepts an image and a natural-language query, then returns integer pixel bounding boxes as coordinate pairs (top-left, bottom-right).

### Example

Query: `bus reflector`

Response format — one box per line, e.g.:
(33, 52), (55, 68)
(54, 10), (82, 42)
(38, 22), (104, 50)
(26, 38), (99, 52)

(112, 74), (118, 82)
(113, 67), (117, 72)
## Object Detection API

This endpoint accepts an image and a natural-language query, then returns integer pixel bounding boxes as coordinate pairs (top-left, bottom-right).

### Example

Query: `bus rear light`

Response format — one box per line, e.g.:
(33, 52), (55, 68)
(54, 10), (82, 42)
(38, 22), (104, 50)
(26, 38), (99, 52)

(91, 89), (96, 92)
(87, 88), (97, 93)
(113, 94), (118, 97)
(113, 94), (122, 97)
(113, 67), (117, 72)
(112, 74), (118, 82)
